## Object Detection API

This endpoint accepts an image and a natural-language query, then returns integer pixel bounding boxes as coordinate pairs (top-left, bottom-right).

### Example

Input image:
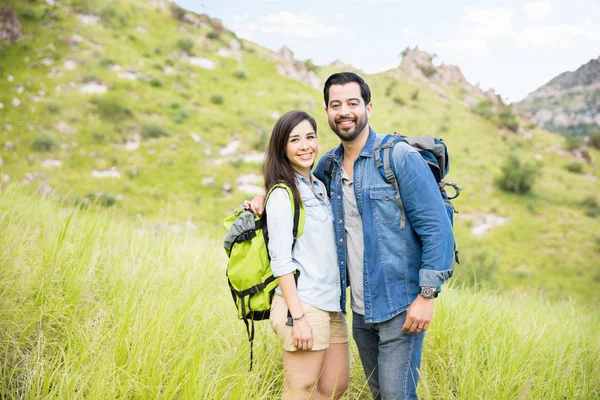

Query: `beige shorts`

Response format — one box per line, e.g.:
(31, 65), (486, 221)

(270, 294), (349, 352)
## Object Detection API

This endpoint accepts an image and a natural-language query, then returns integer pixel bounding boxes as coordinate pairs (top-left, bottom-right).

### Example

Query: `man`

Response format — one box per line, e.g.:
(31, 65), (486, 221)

(247, 72), (454, 399)
(311, 72), (454, 400)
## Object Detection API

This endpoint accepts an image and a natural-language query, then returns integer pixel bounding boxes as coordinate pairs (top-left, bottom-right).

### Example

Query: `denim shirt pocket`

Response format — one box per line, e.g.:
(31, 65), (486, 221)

(302, 196), (329, 223)
(369, 187), (400, 224)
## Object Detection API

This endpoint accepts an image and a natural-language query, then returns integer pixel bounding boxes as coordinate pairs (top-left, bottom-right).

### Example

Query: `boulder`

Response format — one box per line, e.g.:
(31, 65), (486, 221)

(0, 6), (23, 45)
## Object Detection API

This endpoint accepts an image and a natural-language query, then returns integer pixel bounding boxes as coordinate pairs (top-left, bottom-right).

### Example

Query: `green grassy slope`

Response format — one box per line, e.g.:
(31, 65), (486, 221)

(0, 0), (599, 305)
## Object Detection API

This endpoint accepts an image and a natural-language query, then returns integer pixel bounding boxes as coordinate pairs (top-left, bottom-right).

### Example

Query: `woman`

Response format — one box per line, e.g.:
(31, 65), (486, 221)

(263, 110), (349, 399)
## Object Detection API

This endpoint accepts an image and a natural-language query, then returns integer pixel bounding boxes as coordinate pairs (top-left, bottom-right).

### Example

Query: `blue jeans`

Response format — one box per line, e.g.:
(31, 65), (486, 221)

(352, 311), (425, 400)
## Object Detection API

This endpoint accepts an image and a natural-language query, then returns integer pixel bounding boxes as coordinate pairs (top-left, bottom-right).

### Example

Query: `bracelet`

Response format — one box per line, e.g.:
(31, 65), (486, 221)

(293, 313), (305, 320)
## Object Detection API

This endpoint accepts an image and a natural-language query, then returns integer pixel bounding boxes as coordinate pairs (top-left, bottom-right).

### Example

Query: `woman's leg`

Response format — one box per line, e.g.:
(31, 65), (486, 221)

(317, 342), (350, 399)
(282, 349), (326, 399)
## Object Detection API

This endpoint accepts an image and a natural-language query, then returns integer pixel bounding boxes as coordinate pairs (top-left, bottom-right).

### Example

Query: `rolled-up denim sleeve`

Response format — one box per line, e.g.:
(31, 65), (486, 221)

(265, 188), (297, 277)
(394, 148), (455, 287)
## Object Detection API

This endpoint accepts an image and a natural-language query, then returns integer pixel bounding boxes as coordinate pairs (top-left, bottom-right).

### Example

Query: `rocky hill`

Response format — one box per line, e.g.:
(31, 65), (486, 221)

(516, 56), (600, 137)
(0, 0), (599, 305)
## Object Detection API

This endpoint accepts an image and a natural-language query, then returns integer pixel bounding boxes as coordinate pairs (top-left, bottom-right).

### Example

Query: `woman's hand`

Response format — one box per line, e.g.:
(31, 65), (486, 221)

(243, 194), (266, 215)
(292, 316), (313, 351)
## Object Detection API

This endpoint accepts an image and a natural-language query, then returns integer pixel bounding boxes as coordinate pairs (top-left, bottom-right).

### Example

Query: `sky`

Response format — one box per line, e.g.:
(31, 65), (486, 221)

(175, 0), (600, 103)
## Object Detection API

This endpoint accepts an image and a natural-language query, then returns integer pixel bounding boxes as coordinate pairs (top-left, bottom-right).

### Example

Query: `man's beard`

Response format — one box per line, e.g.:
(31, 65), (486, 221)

(328, 114), (368, 143)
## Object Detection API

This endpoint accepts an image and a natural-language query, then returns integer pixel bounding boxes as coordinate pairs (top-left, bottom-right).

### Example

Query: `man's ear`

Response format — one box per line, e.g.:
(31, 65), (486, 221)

(366, 102), (373, 118)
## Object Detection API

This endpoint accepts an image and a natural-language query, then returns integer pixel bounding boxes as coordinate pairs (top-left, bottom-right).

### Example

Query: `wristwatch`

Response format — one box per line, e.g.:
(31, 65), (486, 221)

(419, 286), (438, 299)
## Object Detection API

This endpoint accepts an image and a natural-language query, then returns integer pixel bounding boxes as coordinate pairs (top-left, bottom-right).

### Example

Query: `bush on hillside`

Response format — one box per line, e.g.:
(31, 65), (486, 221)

(565, 162), (584, 174)
(31, 132), (59, 152)
(87, 192), (117, 208)
(233, 69), (248, 80)
(169, 3), (186, 21)
(177, 38), (194, 54)
(206, 31), (219, 40)
(210, 94), (224, 105)
(46, 102), (61, 114)
(149, 78), (163, 88)
(393, 97), (406, 106)
(95, 95), (132, 121)
(588, 132), (600, 150)
(495, 154), (540, 194)
(564, 136), (583, 151)
(410, 90), (419, 101)
(418, 64), (437, 78)
(18, 6), (38, 21)
(498, 106), (519, 132)
(141, 124), (169, 139)
(581, 196), (600, 218)
(473, 100), (494, 120)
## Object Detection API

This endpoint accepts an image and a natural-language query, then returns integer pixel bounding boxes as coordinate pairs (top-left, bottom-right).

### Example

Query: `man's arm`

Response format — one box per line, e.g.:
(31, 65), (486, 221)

(392, 146), (454, 334)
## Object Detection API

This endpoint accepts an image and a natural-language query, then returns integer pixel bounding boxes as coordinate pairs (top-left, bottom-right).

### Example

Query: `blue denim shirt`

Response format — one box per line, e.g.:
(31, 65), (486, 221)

(313, 128), (454, 323)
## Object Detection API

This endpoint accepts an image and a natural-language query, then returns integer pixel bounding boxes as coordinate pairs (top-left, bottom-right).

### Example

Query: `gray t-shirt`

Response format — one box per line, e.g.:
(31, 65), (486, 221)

(341, 167), (365, 315)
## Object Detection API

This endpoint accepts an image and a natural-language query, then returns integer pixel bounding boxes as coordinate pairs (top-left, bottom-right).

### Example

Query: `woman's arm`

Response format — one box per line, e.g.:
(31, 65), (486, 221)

(266, 188), (313, 350)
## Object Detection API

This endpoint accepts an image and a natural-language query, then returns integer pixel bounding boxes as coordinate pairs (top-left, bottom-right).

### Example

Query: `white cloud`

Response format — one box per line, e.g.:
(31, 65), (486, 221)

(433, 39), (490, 59)
(256, 11), (350, 38)
(519, 18), (600, 47)
(226, 11), (350, 40)
(335, 13), (345, 19)
(463, 6), (516, 40)
(522, 1), (553, 20)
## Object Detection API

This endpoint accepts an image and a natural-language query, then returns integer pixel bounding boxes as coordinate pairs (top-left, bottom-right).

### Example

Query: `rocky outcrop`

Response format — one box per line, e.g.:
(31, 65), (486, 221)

(0, 6), (23, 47)
(271, 46), (321, 90)
(400, 48), (500, 107)
(515, 56), (600, 136)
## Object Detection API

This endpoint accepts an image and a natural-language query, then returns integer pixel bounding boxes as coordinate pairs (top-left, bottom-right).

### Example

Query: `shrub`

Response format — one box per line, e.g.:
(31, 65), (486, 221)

(410, 90), (419, 101)
(95, 95), (132, 121)
(19, 7), (38, 21)
(210, 94), (224, 105)
(177, 38), (194, 54)
(498, 106), (519, 132)
(46, 102), (61, 114)
(565, 162), (584, 174)
(100, 58), (114, 68)
(418, 65), (437, 78)
(149, 78), (163, 88)
(588, 132), (600, 150)
(564, 136), (583, 151)
(393, 97), (406, 106)
(473, 100), (494, 119)
(233, 69), (248, 80)
(581, 196), (600, 218)
(206, 31), (219, 40)
(87, 192), (117, 207)
(100, 6), (117, 22)
(172, 109), (190, 124)
(169, 3), (186, 21)
(31, 132), (59, 152)
(495, 154), (540, 194)
(141, 124), (169, 139)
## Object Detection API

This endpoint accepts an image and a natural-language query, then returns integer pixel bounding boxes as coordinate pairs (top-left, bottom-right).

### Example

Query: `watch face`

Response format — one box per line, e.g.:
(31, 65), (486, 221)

(421, 287), (435, 298)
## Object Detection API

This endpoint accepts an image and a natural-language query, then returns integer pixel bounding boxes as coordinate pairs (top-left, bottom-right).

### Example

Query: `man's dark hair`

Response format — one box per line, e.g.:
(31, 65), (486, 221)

(323, 72), (371, 107)
(263, 110), (317, 207)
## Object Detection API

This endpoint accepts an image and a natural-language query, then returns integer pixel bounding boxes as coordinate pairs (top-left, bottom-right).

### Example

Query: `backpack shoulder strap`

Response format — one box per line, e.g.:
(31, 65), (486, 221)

(322, 150), (337, 196)
(267, 182), (305, 242)
(374, 134), (406, 228)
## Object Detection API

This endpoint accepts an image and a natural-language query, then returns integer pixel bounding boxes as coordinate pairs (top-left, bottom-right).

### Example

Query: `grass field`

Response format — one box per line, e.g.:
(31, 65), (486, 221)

(1, 188), (598, 399)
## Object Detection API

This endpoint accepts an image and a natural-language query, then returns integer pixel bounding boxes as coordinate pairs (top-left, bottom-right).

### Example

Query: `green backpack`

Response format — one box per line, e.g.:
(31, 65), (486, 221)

(223, 182), (305, 370)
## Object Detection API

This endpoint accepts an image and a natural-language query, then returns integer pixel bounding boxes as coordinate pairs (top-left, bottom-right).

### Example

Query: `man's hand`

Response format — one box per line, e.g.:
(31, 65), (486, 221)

(243, 194), (266, 215)
(402, 295), (434, 334)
